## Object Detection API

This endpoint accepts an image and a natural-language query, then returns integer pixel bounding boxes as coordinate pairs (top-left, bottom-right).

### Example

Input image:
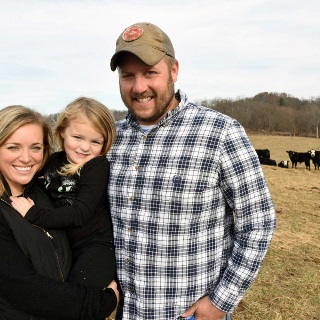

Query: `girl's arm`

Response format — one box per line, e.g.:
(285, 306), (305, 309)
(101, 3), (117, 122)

(12, 157), (110, 229)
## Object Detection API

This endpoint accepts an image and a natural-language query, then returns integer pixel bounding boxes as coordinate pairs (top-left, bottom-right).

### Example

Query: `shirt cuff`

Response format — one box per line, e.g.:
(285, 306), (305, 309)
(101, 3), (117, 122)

(209, 281), (243, 313)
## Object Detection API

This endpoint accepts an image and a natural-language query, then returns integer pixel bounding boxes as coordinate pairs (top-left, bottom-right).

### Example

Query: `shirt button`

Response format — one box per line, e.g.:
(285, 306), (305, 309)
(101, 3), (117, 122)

(143, 136), (147, 141)
(135, 165), (140, 171)
(129, 196), (135, 201)
(128, 227), (132, 232)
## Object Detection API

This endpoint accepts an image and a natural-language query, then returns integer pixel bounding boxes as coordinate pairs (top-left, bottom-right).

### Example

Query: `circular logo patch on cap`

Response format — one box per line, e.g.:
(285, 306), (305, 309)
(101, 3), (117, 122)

(122, 25), (143, 42)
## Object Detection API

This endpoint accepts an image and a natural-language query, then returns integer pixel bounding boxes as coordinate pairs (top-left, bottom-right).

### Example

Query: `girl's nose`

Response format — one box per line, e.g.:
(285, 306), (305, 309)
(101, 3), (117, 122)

(79, 141), (90, 151)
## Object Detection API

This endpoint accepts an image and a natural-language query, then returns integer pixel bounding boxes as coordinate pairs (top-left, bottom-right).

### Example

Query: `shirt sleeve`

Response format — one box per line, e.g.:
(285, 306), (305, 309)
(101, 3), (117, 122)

(0, 214), (117, 319)
(209, 120), (276, 312)
(25, 157), (109, 229)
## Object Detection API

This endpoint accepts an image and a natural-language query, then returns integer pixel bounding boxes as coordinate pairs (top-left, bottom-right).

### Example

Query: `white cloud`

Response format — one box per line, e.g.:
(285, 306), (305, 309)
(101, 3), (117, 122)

(0, 0), (320, 114)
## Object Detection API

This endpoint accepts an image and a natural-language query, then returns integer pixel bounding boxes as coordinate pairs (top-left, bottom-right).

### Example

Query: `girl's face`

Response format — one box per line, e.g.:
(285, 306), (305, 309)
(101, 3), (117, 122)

(0, 123), (44, 196)
(61, 115), (104, 165)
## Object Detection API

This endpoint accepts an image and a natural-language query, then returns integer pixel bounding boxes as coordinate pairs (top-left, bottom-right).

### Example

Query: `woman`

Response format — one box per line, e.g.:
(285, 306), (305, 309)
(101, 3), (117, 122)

(11, 97), (117, 289)
(0, 105), (119, 320)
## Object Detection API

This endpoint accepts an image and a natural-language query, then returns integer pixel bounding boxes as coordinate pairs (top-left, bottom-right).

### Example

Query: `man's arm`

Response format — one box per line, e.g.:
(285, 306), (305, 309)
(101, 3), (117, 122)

(210, 120), (276, 313)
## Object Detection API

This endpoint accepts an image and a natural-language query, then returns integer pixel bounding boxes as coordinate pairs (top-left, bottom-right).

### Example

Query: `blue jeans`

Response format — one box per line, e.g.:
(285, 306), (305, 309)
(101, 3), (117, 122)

(115, 305), (231, 320)
(186, 314), (231, 320)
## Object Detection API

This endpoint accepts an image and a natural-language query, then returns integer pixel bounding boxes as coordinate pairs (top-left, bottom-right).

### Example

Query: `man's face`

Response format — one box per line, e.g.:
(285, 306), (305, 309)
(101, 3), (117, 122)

(118, 53), (179, 125)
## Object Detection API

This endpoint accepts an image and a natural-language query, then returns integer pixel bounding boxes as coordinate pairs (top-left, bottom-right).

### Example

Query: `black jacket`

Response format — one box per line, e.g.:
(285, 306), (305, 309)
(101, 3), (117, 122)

(0, 176), (116, 320)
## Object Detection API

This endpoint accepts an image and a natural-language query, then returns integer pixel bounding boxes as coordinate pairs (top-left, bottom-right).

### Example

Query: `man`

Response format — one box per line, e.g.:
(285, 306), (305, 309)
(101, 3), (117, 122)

(107, 22), (276, 320)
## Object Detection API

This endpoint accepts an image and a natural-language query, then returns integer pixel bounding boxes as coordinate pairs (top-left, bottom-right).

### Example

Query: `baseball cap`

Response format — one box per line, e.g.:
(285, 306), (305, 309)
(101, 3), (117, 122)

(110, 22), (175, 71)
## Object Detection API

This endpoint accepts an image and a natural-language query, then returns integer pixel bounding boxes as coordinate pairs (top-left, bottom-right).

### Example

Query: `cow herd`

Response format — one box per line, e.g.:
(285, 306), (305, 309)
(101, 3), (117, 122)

(255, 149), (320, 170)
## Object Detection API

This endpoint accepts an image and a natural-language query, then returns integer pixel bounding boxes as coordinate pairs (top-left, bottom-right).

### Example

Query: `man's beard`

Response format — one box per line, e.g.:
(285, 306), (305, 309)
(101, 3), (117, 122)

(120, 75), (175, 124)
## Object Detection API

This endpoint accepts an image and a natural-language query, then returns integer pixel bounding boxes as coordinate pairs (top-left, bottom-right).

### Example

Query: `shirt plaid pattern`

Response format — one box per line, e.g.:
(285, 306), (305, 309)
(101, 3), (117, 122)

(107, 90), (276, 320)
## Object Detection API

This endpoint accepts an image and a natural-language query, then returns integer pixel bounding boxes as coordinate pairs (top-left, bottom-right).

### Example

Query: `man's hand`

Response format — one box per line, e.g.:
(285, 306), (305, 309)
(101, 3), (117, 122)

(182, 296), (226, 320)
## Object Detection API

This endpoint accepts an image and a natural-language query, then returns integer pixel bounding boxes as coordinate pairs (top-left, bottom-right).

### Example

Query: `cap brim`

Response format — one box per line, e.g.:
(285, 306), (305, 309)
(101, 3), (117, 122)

(110, 44), (166, 71)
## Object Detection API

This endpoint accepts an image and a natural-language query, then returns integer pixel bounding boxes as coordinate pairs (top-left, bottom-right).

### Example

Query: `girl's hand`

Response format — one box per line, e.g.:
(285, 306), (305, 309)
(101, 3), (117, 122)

(9, 196), (34, 217)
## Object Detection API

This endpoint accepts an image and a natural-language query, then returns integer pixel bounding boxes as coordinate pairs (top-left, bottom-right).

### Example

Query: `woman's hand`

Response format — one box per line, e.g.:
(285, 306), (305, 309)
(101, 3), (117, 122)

(9, 196), (34, 217)
(106, 280), (120, 305)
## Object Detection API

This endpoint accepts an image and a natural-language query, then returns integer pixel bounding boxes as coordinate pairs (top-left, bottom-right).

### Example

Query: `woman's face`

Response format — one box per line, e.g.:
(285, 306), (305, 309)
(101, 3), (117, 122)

(0, 123), (44, 196)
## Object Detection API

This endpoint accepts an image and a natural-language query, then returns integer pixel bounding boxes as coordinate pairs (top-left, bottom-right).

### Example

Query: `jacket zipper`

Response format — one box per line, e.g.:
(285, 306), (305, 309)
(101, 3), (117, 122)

(1, 197), (65, 282)
(31, 224), (65, 282)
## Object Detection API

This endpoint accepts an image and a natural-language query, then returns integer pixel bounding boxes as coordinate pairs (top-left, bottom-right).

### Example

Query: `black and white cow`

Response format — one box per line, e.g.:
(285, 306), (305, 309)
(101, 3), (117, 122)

(258, 156), (276, 166)
(309, 149), (320, 169)
(286, 150), (311, 170)
(278, 160), (290, 168)
(255, 149), (270, 159)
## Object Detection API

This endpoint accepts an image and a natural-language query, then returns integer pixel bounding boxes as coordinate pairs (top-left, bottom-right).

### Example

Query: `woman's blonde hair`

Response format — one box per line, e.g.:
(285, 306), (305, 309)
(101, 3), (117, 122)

(54, 97), (116, 175)
(0, 105), (52, 195)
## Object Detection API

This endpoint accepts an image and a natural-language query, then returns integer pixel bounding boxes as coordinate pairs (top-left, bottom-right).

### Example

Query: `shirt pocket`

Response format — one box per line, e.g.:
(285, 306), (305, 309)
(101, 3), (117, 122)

(150, 155), (219, 221)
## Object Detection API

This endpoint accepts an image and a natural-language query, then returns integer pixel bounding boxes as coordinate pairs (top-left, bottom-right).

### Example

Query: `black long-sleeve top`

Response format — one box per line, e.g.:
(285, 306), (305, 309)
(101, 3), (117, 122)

(26, 152), (113, 246)
(0, 177), (116, 320)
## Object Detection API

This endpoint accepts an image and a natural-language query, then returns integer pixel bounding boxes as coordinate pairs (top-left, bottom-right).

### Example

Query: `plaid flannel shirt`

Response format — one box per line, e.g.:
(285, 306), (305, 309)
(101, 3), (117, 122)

(107, 90), (276, 320)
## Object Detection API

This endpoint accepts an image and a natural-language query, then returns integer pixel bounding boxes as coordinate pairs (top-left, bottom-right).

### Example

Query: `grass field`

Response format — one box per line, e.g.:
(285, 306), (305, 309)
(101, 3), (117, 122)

(232, 135), (320, 320)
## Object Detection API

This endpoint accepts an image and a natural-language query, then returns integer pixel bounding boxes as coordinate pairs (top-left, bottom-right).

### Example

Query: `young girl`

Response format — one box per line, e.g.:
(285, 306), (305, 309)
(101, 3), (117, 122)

(10, 97), (117, 290)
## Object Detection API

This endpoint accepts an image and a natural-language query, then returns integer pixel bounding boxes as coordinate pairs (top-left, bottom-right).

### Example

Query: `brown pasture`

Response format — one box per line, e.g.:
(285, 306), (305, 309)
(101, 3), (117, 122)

(249, 134), (320, 167)
(232, 134), (320, 319)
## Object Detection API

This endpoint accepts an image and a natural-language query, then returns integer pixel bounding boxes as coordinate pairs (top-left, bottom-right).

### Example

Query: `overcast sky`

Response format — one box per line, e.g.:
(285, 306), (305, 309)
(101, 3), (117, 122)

(1, 0), (320, 115)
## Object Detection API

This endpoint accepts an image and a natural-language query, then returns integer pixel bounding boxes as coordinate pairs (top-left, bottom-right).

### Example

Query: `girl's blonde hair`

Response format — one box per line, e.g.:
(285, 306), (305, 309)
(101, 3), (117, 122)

(54, 97), (116, 175)
(0, 105), (52, 196)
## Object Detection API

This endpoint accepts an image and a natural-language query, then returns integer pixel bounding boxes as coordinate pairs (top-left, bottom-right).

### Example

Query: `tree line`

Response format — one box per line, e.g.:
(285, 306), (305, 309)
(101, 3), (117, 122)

(46, 92), (320, 138)
(198, 92), (320, 137)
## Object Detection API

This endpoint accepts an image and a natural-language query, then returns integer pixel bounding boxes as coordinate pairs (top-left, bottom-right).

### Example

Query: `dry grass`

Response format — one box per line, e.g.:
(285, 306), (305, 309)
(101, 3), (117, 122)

(232, 135), (320, 320)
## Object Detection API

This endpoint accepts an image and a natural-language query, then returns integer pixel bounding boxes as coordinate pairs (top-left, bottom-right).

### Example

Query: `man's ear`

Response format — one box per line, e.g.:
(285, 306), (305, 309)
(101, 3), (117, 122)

(171, 59), (179, 83)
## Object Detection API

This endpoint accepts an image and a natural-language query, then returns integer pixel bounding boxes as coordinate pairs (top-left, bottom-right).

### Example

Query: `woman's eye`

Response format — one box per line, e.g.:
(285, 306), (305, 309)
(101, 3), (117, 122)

(31, 146), (42, 151)
(7, 146), (19, 150)
(73, 136), (81, 140)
